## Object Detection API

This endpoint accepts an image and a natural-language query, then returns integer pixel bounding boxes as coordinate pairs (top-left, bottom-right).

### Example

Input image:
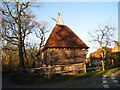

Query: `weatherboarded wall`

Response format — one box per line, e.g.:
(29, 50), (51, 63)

(43, 48), (87, 65)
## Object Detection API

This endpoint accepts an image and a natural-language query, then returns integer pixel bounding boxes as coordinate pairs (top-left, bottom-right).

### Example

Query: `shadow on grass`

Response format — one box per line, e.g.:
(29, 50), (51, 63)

(10, 67), (120, 86)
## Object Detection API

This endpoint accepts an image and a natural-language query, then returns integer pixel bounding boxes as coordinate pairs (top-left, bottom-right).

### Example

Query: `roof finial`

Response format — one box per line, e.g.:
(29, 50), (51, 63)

(52, 13), (64, 25)
(56, 13), (64, 25)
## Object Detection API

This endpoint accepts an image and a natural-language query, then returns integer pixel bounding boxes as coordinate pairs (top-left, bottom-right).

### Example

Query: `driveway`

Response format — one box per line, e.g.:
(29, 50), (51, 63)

(2, 70), (120, 88)
(36, 76), (103, 88)
(2, 72), (103, 88)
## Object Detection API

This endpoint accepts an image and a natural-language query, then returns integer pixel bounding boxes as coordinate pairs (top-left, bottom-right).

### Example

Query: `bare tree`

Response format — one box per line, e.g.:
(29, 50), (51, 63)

(21, 12), (36, 68)
(89, 24), (115, 61)
(26, 42), (38, 68)
(1, 42), (19, 71)
(34, 21), (49, 50)
(0, 0), (40, 72)
(26, 21), (49, 67)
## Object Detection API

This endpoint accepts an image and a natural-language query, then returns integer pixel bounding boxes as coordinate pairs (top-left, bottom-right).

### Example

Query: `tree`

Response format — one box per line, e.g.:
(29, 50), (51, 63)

(89, 24), (115, 62)
(20, 11), (36, 68)
(26, 21), (49, 68)
(26, 42), (38, 68)
(1, 42), (19, 71)
(0, 1), (49, 72)
(0, 0), (40, 72)
(34, 21), (49, 52)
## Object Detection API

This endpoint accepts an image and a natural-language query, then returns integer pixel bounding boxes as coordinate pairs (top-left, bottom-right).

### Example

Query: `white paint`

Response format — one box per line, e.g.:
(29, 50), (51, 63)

(111, 73), (115, 77)
(103, 84), (109, 88)
(103, 75), (107, 78)
(102, 75), (109, 88)
(111, 76), (115, 79)
(117, 84), (120, 87)
(103, 80), (107, 84)
(113, 80), (118, 83)
(102, 77), (106, 80)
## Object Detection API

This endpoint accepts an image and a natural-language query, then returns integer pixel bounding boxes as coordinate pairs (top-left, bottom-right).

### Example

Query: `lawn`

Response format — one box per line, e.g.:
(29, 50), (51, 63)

(10, 67), (120, 85)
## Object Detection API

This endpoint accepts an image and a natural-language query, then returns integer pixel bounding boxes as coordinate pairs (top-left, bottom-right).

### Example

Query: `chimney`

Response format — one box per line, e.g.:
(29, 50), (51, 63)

(114, 41), (118, 48)
(113, 41), (118, 52)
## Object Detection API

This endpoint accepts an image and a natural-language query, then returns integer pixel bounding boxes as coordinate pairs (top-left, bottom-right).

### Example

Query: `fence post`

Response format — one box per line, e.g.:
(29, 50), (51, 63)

(112, 59), (114, 68)
(44, 64), (47, 78)
(48, 65), (51, 78)
(52, 65), (55, 75)
(84, 63), (86, 73)
(102, 60), (105, 71)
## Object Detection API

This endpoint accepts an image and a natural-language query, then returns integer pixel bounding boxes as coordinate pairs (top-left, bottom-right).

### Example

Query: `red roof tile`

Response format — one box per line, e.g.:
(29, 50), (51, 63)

(90, 47), (112, 59)
(43, 24), (89, 51)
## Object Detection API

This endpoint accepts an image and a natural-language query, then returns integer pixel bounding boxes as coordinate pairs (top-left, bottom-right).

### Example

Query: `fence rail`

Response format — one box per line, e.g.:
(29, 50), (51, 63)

(25, 61), (105, 78)
(86, 67), (103, 70)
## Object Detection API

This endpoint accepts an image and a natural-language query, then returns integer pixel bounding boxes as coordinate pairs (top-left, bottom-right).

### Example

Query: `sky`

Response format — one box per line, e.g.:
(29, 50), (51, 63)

(28, 1), (118, 57)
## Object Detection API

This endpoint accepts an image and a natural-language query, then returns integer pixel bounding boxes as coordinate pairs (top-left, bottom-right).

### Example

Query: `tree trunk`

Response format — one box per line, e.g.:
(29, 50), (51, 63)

(23, 43), (28, 69)
(18, 23), (25, 72)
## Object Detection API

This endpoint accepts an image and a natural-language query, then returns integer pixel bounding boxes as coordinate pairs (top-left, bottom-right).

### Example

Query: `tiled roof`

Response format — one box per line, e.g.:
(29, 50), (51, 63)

(90, 47), (112, 59)
(43, 24), (89, 51)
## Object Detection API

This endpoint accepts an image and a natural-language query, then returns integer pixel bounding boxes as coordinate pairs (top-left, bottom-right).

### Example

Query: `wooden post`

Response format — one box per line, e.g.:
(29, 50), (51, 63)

(73, 65), (75, 74)
(84, 63), (86, 73)
(48, 65), (51, 78)
(112, 59), (114, 68)
(102, 60), (105, 71)
(44, 64), (47, 78)
(76, 69), (78, 74)
(53, 65), (55, 75)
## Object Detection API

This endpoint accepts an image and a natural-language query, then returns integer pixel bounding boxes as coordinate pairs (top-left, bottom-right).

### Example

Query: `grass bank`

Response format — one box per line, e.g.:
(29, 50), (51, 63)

(10, 67), (120, 85)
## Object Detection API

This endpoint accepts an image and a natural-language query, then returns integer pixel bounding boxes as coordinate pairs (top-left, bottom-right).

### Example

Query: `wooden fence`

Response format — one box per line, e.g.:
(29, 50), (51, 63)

(26, 60), (105, 78)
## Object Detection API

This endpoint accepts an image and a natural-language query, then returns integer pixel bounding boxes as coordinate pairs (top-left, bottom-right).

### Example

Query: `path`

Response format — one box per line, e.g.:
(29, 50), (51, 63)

(102, 70), (120, 88)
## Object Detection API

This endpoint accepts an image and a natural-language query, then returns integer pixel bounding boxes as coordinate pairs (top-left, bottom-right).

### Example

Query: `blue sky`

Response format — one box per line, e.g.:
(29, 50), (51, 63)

(29, 2), (118, 57)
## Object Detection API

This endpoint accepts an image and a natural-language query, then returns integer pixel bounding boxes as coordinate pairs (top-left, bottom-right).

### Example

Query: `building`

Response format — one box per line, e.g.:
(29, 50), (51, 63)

(112, 41), (120, 53)
(90, 41), (120, 67)
(90, 47), (112, 68)
(37, 13), (89, 74)
(112, 41), (120, 67)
